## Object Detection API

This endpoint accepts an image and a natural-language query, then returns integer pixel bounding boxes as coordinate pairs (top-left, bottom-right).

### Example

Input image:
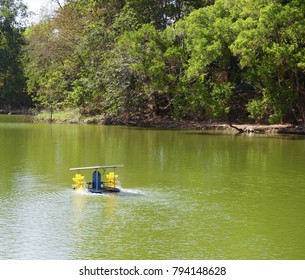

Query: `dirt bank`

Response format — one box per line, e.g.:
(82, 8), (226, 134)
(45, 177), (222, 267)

(102, 116), (305, 135)
(33, 111), (305, 135)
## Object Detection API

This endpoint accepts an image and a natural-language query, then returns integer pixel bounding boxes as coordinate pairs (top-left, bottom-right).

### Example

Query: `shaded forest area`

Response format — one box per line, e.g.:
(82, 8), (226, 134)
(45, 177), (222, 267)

(1, 0), (305, 125)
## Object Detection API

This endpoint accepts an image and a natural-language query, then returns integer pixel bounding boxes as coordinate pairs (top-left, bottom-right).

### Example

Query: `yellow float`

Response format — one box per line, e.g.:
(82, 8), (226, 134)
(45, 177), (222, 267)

(106, 171), (119, 188)
(72, 173), (85, 191)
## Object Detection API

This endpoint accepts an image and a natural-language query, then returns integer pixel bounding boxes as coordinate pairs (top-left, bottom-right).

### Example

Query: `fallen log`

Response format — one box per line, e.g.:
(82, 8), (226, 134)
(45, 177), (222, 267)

(228, 123), (244, 133)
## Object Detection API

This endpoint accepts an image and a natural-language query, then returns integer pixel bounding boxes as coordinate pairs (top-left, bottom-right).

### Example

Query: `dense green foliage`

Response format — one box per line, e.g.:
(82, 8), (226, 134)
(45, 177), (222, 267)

(3, 0), (305, 123)
(0, 0), (30, 108)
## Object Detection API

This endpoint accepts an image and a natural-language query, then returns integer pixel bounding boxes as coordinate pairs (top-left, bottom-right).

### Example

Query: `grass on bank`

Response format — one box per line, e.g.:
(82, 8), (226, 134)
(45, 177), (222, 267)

(34, 109), (102, 124)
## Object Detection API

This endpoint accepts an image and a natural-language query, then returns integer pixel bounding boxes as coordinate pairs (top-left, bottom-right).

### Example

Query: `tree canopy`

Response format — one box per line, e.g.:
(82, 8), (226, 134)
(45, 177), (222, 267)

(2, 0), (305, 124)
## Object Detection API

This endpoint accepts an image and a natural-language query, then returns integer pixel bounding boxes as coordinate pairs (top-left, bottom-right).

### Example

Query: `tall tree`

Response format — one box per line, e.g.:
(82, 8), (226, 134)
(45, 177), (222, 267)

(230, 0), (305, 123)
(172, 0), (238, 120)
(0, 0), (29, 108)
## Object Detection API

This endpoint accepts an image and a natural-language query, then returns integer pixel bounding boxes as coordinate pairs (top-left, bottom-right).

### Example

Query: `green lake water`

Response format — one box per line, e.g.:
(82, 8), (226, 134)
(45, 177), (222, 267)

(0, 115), (305, 260)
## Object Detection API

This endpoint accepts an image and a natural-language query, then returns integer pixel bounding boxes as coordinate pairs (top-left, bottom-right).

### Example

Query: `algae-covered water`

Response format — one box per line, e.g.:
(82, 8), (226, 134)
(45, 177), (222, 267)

(1, 115), (305, 259)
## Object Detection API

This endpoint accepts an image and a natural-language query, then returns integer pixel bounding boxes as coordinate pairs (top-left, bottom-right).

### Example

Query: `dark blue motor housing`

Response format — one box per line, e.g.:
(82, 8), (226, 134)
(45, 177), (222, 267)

(92, 171), (101, 189)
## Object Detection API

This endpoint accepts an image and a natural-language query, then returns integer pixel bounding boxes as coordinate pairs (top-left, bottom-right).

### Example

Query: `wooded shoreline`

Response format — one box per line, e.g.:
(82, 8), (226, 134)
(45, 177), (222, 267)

(3, 0), (305, 128)
(29, 111), (305, 135)
(2, 107), (305, 135)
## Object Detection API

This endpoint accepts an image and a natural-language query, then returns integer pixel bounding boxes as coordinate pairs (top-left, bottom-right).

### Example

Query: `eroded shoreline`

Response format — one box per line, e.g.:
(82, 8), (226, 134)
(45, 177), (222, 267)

(32, 112), (305, 135)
